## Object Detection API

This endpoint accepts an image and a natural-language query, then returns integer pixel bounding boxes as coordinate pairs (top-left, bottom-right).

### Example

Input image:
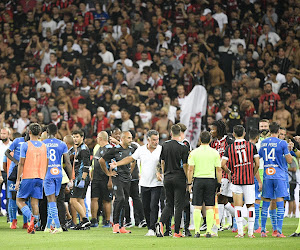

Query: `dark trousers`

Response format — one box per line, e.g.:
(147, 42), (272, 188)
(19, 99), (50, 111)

(160, 177), (186, 234)
(113, 177), (130, 225)
(57, 183), (67, 226)
(39, 191), (47, 228)
(141, 186), (162, 230)
(183, 191), (191, 229)
(125, 180), (145, 225)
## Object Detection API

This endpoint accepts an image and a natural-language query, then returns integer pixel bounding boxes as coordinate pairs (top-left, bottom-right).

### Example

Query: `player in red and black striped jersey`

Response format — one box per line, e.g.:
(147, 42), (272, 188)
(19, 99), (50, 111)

(210, 120), (235, 230)
(221, 125), (261, 238)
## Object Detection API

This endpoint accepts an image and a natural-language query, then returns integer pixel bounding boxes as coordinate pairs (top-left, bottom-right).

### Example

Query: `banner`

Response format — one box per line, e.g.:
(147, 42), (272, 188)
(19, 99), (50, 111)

(180, 85), (207, 149)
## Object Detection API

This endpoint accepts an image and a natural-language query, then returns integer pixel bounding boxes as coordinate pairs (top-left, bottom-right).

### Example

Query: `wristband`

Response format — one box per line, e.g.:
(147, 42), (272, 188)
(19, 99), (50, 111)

(187, 183), (192, 185)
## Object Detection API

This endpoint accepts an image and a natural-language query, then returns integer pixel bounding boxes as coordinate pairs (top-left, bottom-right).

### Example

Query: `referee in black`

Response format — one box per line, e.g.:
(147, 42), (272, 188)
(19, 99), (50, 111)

(155, 124), (189, 238)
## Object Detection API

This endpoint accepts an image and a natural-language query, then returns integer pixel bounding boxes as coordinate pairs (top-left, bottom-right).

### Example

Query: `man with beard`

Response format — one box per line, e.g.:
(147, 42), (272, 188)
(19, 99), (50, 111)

(259, 82), (281, 114)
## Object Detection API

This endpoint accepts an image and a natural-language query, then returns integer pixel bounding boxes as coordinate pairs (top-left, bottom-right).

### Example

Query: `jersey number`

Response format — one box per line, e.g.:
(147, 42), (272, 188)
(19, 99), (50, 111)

(49, 149), (56, 162)
(237, 149), (247, 164)
(264, 148), (275, 161)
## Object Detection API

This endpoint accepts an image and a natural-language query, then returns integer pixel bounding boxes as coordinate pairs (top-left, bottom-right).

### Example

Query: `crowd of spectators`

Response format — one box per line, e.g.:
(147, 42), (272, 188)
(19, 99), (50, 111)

(0, 0), (299, 149)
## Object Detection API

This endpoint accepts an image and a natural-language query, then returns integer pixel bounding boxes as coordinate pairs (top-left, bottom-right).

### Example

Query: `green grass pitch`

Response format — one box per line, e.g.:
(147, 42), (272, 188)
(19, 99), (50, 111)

(0, 217), (299, 249)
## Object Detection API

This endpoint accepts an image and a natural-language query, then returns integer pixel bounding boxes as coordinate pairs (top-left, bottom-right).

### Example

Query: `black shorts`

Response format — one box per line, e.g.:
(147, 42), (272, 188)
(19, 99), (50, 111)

(91, 179), (113, 201)
(290, 182), (297, 201)
(192, 178), (216, 206)
(71, 178), (90, 199)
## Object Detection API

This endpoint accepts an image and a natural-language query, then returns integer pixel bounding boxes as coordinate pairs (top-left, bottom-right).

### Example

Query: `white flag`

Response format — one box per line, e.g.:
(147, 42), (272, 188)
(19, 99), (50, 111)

(180, 85), (207, 149)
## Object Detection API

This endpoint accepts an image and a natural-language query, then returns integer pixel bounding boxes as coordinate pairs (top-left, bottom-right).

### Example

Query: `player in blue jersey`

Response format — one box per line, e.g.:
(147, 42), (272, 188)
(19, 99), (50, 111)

(259, 122), (293, 238)
(43, 123), (73, 234)
(5, 131), (29, 229)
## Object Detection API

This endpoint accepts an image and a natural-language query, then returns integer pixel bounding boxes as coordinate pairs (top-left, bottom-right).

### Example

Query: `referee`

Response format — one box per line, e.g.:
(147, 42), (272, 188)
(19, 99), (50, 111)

(155, 124), (189, 238)
(187, 131), (222, 238)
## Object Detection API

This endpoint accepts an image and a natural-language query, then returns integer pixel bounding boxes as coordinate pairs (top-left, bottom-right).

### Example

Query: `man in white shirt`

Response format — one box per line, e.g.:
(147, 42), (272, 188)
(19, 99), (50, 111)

(110, 130), (163, 236)
(0, 127), (12, 217)
(112, 50), (133, 74)
(121, 109), (134, 131)
(257, 24), (282, 50)
(13, 109), (30, 134)
(212, 3), (228, 37)
(98, 42), (114, 67)
(51, 66), (73, 95)
(39, 12), (57, 38)
(137, 51), (153, 73)
(36, 73), (52, 98)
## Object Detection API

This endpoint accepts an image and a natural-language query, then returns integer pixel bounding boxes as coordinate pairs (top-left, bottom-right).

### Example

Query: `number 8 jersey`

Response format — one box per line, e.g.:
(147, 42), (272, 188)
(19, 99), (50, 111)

(259, 137), (290, 180)
(222, 139), (259, 185)
(43, 138), (68, 179)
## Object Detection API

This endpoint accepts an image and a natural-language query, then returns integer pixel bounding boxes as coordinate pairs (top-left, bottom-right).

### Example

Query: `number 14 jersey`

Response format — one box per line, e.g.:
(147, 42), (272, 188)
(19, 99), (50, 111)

(259, 137), (290, 181)
(43, 138), (68, 179)
(223, 139), (259, 185)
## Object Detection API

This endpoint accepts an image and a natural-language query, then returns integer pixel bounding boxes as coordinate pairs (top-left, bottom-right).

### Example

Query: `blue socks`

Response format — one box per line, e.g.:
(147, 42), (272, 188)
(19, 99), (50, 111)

(8, 199), (12, 222)
(46, 204), (53, 228)
(276, 201), (284, 234)
(269, 209), (277, 232)
(260, 201), (270, 233)
(48, 202), (61, 228)
(10, 199), (17, 220)
(254, 203), (260, 230)
(21, 206), (32, 220)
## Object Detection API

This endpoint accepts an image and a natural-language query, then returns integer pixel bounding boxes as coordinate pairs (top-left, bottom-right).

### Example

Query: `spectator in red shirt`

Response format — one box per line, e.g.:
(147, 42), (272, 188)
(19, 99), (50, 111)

(91, 107), (110, 137)
(259, 82), (281, 113)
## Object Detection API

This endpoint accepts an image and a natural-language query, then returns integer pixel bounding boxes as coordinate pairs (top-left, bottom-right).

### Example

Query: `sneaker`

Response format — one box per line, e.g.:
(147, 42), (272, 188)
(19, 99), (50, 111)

(120, 227), (131, 234)
(235, 234), (244, 238)
(145, 229), (156, 236)
(113, 223), (120, 233)
(44, 227), (53, 233)
(232, 228), (238, 233)
(254, 227), (262, 233)
(206, 232), (212, 238)
(163, 229), (172, 237)
(27, 216), (35, 234)
(62, 226), (68, 232)
(223, 223), (231, 230)
(23, 223), (29, 229)
(289, 232), (300, 237)
(124, 222), (133, 228)
(248, 234), (256, 238)
(155, 222), (164, 237)
(194, 232), (200, 238)
(80, 219), (91, 229)
(102, 221), (112, 228)
(200, 223), (207, 231)
(276, 233), (286, 238)
(65, 219), (75, 229)
(261, 232), (268, 237)
(11, 219), (17, 229)
(138, 220), (147, 228)
(90, 218), (98, 228)
(51, 227), (63, 234)
(272, 230), (278, 237)
(173, 232), (184, 238)
(218, 226), (224, 231)
(183, 228), (192, 237)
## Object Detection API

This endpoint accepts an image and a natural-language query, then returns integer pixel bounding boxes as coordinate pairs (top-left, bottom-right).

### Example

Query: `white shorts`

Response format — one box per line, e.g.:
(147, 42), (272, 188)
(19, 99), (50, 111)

(220, 178), (232, 197)
(231, 184), (255, 205)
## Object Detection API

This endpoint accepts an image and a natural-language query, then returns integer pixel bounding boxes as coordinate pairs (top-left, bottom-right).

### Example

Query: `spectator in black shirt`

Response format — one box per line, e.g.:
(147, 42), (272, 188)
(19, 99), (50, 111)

(5, 102), (19, 127)
(61, 39), (79, 74)
(278, 72), (298, 101)
(18, 84), (32, 111)
(155, 124), (189, 237)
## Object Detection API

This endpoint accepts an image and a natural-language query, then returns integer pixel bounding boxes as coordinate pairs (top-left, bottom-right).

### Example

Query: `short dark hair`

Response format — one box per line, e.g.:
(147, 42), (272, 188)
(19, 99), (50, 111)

(200, 131), (211, 144)
(47, 123), (58, 135)
(269, 122), (280, 134)
(147, 130), (159, 138)
(72, 129), (84, 137)
(249, 128), (259, 140)
(233, 125), (245, 137)
(176, 123), (187, 133)
(29, 123), (41, 136)
(171, 124), (181, 137)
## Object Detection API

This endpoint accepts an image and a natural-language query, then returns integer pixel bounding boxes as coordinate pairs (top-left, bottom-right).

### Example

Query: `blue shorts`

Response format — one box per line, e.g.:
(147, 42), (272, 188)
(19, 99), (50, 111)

(17, 178), (43, 199)
(254, 178), (261, 200)
(262, 179), (289, 200)
(7, 180), (16, 199)
(44, 177), (62, 196)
